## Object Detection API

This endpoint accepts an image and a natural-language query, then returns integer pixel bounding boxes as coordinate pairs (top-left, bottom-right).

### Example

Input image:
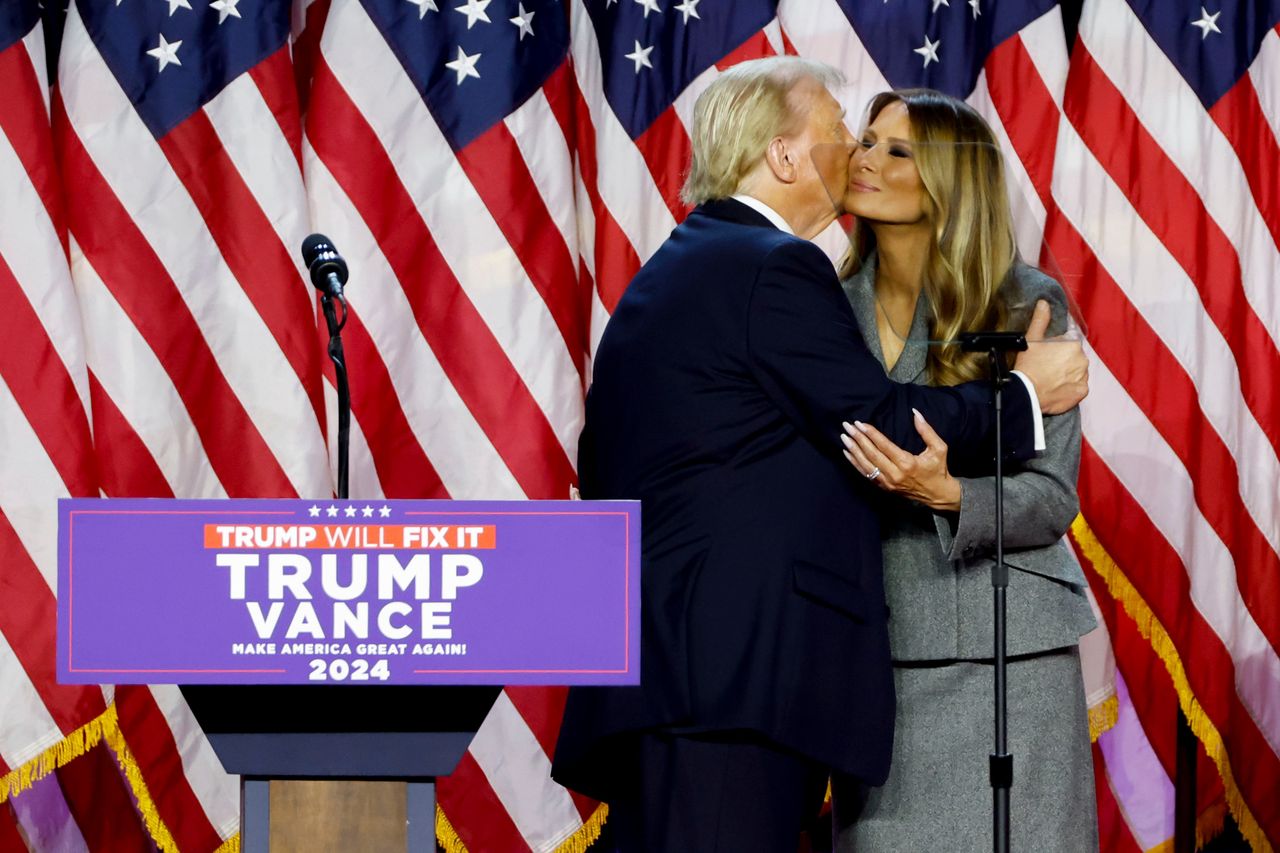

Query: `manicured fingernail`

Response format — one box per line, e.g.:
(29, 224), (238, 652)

(842, 421), (855, 434)
(840, 433), (854, 449)
(912, 407), (923, 420)
(854, 421), (870, 433)
(842, 449), (855, 463)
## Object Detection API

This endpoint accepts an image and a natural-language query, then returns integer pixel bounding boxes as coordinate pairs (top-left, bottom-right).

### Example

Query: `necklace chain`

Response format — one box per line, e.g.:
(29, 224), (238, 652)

(872, 279), (916, 346)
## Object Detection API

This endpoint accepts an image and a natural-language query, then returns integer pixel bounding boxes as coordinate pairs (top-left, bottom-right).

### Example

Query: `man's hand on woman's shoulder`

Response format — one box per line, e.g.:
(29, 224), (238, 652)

(1014, 300), (1090, 415)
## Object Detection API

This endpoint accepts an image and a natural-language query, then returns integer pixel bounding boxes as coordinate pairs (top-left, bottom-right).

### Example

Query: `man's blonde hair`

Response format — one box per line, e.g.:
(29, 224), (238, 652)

(680, 56), (845, 206)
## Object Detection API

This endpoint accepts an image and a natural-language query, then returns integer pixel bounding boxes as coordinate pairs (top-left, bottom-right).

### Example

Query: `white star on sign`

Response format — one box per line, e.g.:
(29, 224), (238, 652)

(634, 0), (661, 18)
(344, 505), (358, 517)
(931, 0), (948, 11)
(625, 39), (654, 72)
(308, 505), (321, 517)
(362, 505), (375, 517)
(445, 45), (482, 83)
(914, 35), (940, 67)
(210, 0), (241, 24)
(454, 0), (491, 28)
(406, 0), (439, 18)
(326, 505), (339, 517)
(146, 34), (183, 72)
(164, 0), (192, 15)
(379, 505), (393, 518)
(509, 3), (535, 39)
(1190, 7), (1221, 39)
(674, 0), (700, 23)
(968, 0), (980, 17)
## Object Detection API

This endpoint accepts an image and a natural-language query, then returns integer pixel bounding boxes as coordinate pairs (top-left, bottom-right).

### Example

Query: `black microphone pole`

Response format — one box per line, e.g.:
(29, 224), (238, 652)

(959, 330), (1028, 853)
(301, 234), (352, 501)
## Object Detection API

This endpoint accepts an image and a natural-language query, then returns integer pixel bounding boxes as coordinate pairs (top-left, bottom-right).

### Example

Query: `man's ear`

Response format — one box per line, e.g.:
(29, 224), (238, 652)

(763, 136), (798, 184)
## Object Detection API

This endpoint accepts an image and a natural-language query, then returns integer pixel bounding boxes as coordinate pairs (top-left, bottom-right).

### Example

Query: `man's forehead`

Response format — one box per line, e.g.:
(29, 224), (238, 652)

(793, 78), (841, 112)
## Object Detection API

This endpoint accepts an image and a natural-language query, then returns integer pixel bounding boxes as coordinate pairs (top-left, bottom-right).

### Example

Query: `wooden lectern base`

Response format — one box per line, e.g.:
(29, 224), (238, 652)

(243, 779), (436, 852)
(181, 686), (503, 852)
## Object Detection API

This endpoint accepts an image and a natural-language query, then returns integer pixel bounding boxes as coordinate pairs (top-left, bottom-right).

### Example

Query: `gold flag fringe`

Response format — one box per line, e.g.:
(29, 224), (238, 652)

(437, 801), (608, 853)
(0, 705), (113, 803)
(1088, 694), (1119, 743)
(1071, 516), (1275, 853)
(0, 702), (237, 852)
(97, 703), (182, 852)
(436, 802), (467, 853)
(551, 805), (607, 853)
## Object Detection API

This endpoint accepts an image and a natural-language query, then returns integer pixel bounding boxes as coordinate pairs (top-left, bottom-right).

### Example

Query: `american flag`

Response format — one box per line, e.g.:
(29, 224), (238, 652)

(2, 0), (1278, 851)
(2, 0), (313, 846)
(0, 2), (127, 848)
(1051, 0), (1280, 846)
(2, 2), (235, 850)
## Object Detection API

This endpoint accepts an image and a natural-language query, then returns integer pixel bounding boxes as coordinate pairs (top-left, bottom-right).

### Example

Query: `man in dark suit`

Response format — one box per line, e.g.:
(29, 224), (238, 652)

(551, 57), (1088, 852)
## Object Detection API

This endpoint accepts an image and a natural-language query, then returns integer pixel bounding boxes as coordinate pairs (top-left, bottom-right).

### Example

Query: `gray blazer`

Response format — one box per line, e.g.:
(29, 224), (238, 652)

(842, 255), (1096, 660)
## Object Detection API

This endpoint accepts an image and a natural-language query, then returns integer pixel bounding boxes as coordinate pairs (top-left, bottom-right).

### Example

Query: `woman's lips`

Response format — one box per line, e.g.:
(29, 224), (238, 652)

(850, 181), (880, 192)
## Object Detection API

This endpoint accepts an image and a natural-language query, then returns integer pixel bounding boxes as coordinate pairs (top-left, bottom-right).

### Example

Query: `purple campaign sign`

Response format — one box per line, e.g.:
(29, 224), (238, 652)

(57, 499), (639, 686)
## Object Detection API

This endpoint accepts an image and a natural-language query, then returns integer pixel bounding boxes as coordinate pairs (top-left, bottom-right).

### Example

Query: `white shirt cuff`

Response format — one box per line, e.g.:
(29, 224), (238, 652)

(1010, 370), (1046, 452)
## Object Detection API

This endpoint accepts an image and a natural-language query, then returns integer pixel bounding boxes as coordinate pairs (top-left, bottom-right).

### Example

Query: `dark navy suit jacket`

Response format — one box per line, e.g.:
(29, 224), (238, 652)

(551, 198), (1033, 799)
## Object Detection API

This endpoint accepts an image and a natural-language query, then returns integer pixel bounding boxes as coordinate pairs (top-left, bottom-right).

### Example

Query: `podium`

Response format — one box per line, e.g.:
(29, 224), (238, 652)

(181, 685), (501, 852)
(58, 499), (640, 851)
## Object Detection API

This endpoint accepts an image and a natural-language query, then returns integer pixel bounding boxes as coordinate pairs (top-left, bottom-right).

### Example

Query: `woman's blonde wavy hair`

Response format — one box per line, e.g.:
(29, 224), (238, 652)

(840, 89), (1018, 386)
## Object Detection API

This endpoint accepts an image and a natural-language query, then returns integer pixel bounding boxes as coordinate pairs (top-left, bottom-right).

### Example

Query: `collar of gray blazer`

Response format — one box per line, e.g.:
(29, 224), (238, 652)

(840, 251), (930, 384)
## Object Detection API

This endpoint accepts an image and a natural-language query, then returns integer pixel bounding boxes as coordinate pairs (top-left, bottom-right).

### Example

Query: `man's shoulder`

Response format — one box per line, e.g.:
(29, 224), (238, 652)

(685, 202), (799, 248)
(657, 205), (819, 279)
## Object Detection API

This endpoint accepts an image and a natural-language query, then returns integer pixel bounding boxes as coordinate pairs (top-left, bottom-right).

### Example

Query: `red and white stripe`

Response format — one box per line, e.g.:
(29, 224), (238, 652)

(0, 18), (166, 849)
(1047, 0), (1280, 840)
(304, 0), (582, 506)
(57, 4), (330, 502)
(5, 0), (346, 846)
(0, 10), (105, 784)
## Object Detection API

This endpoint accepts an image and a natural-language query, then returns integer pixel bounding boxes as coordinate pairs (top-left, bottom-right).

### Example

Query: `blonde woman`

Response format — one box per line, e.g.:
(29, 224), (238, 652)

(831, 89), (1099, 851)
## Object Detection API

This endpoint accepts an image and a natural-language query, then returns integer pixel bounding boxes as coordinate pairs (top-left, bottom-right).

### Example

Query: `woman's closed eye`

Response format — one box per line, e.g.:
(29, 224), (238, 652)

(858, 137), (914, 159)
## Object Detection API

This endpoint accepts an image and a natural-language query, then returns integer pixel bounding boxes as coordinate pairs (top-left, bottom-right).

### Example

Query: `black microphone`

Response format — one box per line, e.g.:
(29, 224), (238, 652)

(301, 233), (349, 299)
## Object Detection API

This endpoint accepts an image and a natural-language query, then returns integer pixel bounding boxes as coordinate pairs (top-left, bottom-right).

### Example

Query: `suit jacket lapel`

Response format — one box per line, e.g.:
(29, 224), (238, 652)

(841, 252), (931, 383)
(841, 257), (887, 369)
